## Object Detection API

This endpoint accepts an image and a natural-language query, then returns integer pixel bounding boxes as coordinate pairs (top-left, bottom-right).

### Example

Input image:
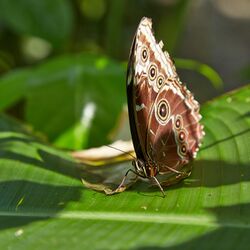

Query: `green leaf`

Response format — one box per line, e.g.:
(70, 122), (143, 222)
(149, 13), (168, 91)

(0, 54), (126, 149)
(0, 68), (31, 110)
(0, 84), (249, 249)
(0, 0), (73, 46)
(175, 58), (224, 89)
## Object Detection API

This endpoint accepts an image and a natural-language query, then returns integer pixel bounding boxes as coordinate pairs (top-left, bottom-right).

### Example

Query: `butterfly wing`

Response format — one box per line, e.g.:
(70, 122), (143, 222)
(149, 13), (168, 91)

(127, 17), (166, 162)
(127, 17), (204, 176)
(146, 80), (204, 174)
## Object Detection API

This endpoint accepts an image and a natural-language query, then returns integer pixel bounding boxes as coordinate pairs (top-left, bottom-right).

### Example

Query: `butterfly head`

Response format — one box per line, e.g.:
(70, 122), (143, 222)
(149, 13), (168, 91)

(132, 159), (147, 178)
(132, 158), (165, 197)
(132, 158), (158, 178)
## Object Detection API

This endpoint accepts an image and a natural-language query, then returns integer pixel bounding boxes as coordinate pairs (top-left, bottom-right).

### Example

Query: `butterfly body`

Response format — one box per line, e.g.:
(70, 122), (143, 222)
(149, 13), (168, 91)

(125, 17), (204, 193)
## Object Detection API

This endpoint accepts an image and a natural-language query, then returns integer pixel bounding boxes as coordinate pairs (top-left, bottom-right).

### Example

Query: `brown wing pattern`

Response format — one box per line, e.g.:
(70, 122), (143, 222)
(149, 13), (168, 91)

(128, 18), (178, 160)
(146, 82), (204, 174)
(127, 17), (204, 177)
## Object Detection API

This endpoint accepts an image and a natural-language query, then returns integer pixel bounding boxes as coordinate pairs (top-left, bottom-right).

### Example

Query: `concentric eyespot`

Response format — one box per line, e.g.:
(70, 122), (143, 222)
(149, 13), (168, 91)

(148, 64), (157, 81)
(178, 143), (188, 157)
(156, 75), (165, 89)
(177, 130), (187, 143)
(141, 47), (148, 62)
(174, 115), (183, 130)
(156, 99), (170, 123)
(181, 145), (187, 154)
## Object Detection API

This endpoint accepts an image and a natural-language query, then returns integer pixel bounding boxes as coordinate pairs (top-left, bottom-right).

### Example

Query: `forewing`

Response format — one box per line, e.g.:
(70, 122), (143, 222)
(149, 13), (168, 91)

(127, 17), (204, 174)
(126, 17), (178, 162)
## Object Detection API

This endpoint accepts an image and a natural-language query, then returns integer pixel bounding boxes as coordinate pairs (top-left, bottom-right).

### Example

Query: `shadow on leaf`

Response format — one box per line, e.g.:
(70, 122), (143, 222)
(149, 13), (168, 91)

(135, 203), (250, 250)
(0, 180), (82, 231)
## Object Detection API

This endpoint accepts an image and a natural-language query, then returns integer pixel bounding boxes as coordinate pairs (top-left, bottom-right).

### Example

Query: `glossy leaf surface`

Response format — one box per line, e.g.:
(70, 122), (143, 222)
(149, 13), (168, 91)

(0, 85), (249, 249)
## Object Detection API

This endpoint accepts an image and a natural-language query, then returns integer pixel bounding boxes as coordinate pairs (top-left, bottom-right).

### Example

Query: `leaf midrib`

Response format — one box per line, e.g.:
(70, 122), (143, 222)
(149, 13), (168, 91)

(1, 211), (249, 229)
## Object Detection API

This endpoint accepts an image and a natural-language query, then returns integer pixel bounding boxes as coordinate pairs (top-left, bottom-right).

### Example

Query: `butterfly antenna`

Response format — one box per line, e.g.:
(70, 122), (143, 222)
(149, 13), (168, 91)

(106, 144), (136, 160)
(152, 176), (165, 198)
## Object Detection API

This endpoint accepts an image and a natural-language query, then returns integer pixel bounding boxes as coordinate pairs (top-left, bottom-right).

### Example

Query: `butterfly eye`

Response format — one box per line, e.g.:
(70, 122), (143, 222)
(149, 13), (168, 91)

(149, 64), (157, 81)
(141, 47), (148, 62)
(157, 75), (164, 89)
(174, 115), (183, 129)
(156, 99), (170, 122)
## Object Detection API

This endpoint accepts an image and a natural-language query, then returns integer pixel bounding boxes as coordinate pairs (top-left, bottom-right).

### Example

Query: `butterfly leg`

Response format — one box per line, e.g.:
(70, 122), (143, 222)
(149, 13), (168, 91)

(111, 168), (139, 194)
(151, 176), (166, 198)
(165, 166), (183, 174)
(119, 169), (138, 187)
(164, 165), (190, 179)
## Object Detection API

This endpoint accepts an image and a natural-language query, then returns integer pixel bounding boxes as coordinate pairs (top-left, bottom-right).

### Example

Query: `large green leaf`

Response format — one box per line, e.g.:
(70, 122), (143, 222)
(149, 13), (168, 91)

(0, 0), (73, 46)
(0, 84), (249, 249)
(0, 54), (126, 149)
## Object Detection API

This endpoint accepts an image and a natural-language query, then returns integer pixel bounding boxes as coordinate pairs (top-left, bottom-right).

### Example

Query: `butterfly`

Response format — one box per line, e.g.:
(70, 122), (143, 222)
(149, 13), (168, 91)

(114, 17), (204, 197)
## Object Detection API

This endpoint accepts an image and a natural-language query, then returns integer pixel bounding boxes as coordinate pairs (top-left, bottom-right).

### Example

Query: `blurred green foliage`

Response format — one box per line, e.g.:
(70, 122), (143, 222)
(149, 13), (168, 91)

(0, 54), (126, 149)
(0, 0), (191, 68)
(175, 58), (223, 89)
(0, 0), (195, 149)
(0, 0), (73, 49)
